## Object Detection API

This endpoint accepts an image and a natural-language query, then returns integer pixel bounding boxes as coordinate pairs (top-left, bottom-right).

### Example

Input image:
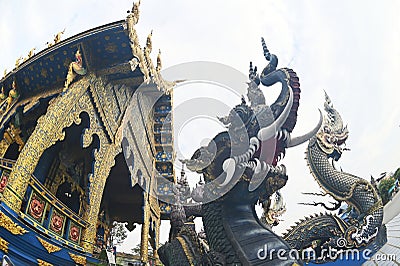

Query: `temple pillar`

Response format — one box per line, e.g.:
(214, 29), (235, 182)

(80, 142), (121, 253)
(140, 192), (150, 263)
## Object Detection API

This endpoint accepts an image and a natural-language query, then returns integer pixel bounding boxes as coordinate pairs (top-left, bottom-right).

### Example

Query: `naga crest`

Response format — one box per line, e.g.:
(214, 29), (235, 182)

(316, 92), (349, 160)
(182, 38), (323, 201)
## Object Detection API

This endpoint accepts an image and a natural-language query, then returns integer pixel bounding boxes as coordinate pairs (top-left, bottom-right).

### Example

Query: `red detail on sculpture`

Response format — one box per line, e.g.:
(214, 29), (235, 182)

(29, 195), (45, 220)
(50, 211), (65, 234)
(69, 225), (80, 242)
(0, 173), (9, 193)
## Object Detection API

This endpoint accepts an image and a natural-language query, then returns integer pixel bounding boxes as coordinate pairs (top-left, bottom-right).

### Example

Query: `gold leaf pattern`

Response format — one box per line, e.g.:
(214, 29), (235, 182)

(0, 237), (9, 253)
(36, 236), (62, 253)
(37, 259), (53, 266)
(69, 252), (86, 265)
(0, 210), (27, 235)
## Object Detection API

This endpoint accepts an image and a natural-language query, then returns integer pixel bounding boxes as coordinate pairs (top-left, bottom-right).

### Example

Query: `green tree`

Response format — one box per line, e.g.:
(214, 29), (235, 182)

(378, 177), (396, 205)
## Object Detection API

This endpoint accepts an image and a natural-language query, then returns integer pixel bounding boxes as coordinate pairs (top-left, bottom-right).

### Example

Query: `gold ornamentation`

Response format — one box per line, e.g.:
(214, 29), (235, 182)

(3, 76), (92, 212)
(126, 1), (175, 93)
(36, 236), (62, 253)
(146, 30), (153, 53)
(37, 259), (53, 266)
(0, 124), (25, 157)
(156, 49), (162, 71)
(27, 48), (36, 59)
(69, 252), (86, 265)
(0, 210), (27, 235)
(88, 78), (133, 141)
(64, 50), (87, 91)
(140, 192), (150, 262)
(1, 74), (117, 254)
(15, 56), (23, 68)
(0, 237), (9, 253)
(54, 29), (65, 45)
(6, 79), (19, 110)
(80, 142), (121, 253)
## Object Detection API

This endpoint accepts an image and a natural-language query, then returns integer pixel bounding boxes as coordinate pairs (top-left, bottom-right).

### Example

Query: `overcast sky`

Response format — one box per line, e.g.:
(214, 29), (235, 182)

(1, 0), (399, 254)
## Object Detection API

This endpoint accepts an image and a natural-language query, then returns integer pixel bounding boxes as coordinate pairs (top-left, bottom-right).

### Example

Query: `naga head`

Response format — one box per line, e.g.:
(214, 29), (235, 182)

(316, 92), (349, 161)
(183, 40), (323, 203)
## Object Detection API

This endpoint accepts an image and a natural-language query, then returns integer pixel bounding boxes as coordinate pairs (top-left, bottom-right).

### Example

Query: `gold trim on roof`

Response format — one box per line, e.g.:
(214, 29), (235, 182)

(37, 259), (54, 266)
(69, 252), (86, 265)
(0, 210), (27, 235)
(36, 236), (62, 253)
(0, 237), (9, 253)
(126, 1), (175, 94)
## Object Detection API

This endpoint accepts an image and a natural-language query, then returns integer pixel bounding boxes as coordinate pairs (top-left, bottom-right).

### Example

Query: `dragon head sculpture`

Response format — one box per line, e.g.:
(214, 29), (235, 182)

(183, 39), (323, 204)
(316, 91), (350, 161)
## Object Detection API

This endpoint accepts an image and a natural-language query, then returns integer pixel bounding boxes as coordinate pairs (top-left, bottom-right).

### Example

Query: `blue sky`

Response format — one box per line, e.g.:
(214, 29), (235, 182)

(1, 0), (399, 258)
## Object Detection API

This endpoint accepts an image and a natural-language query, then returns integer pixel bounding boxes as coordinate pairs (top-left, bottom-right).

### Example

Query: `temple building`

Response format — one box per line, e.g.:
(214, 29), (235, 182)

(0, 2), (173, 265)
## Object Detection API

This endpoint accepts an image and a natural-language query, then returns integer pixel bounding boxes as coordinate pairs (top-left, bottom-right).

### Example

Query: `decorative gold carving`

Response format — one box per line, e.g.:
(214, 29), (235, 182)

(45, 29), (65, 48)
(89, 78), (133, 141)
(6, 79), (19, 110)
(69, 252), (86, 265)
(37, 259), (53, 266)
(15, 56), (23, 68)
(126, 1), (175, 93)
(80, 142), (121, 253)
(0, 237), (9, 253)
(36, 236), (62, 253)
(0, 210), (27, 235)
(3, 76), (92, 212)
(0, 123), (24, 157)
(64, 50), (87, 91)
(27, 48), (36, 59)
(0, 74), (120, 255)
(54, 29), (65, 45)
(140, 192), (150, 263)
(156, 49), (162, 72)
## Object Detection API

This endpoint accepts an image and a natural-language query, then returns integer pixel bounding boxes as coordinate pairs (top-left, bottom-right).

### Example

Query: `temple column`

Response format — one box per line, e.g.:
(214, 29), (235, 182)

(80, 142), (121, 253)
(140, 192), (150, 263)
(153, 213), (161, 264)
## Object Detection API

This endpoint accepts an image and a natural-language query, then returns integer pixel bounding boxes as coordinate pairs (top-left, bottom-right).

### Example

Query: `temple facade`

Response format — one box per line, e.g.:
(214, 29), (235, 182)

(0, 2), (173, 265)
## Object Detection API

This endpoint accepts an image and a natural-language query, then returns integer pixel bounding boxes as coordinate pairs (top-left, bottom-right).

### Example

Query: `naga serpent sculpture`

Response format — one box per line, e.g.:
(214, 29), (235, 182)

(158, 38), (385, 265)
(282, 92), (387, 263)
(159, 38), (321, 265)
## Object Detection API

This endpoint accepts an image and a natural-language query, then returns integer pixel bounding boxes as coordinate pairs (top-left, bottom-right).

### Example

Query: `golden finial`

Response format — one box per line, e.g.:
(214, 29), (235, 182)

(27, 48), (36, 59)
(6, 79), (18, 109)
(146, 30), (153, 53)
(2, 69), (6, 79)
(157, 49), (162, 71)
(54, 29), (66, 44)
(131, 0), (141, 24)
(15, 56), (23, 68)
(0, 87), (5, 100)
